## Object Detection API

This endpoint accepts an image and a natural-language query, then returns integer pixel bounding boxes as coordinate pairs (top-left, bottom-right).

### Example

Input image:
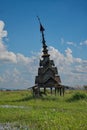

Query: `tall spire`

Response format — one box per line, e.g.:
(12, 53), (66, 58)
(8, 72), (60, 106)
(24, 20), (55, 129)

(33, 18), (63, 97)
(37, 16), (50, 58)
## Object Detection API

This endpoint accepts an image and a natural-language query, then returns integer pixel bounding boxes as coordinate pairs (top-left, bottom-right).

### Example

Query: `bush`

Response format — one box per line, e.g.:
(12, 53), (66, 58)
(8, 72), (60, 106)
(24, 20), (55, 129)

(67, 92), (87, 102)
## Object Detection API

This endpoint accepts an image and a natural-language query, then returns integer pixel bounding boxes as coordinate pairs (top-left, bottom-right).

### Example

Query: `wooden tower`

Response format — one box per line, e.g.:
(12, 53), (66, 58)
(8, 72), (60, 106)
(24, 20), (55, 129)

(32, 18), (64, 97)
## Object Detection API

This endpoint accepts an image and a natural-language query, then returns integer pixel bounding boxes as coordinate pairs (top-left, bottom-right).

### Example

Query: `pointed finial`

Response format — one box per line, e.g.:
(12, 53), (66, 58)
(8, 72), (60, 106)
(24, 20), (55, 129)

(37, 16), (45, 32)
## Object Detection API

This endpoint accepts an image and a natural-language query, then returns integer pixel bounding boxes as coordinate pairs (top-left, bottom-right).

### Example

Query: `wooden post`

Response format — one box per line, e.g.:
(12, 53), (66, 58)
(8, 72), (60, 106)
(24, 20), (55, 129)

(55, 87), (56, 96)
(44, 87), (46, 94)
(60, 88), (62, 96)
(37, 87), (40, 97)
(57, 88), (59, 94)
(51, 87), (52, 95)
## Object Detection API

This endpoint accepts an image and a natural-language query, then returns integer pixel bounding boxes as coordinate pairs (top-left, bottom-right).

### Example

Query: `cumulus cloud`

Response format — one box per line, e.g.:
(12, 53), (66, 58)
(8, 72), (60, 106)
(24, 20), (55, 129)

(49, 46), (87, 87)
(0, 21), (17, 63)
(0, 21), (38, 65)
(65, 48), (73, 63)
(0, 20), (40, 89)
(0, 51), (17, 63)
(0, 21), (7, 39)
(0, 20), (87, 89)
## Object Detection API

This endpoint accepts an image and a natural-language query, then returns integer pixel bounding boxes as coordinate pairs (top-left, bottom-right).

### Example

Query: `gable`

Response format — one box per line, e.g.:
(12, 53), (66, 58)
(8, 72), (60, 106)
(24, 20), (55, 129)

(44, 77), (57, 87)
(44, 76), (57, 83)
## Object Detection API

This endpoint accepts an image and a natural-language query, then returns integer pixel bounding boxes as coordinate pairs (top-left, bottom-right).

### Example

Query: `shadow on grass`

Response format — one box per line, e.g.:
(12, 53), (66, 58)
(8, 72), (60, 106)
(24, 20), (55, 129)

(66, 92), (87, 102)
(40, 96), (59, 101)
(12, 95), (34, 102)
(12, 95), (60, 102)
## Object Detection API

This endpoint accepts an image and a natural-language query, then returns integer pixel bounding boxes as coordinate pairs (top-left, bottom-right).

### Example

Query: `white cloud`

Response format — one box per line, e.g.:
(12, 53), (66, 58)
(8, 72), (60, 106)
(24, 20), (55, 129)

(60, 37), (76, 47)
(65, 48), (73, 63)
(49, 46), (87, 87)
(0, 20), (7, 39)
(0, 51), (17, 63)
(0, 43), (87, 89)
(0, 20), (39, 89)
(0, 41), (6, 51)
(74, 58), (82, 63)
(80, 40), (87, 46)
(17, 53), (31, 65)
(0, 21), (17, 63)
(66, 41), (75, 46)
(0, 20), (87, 89)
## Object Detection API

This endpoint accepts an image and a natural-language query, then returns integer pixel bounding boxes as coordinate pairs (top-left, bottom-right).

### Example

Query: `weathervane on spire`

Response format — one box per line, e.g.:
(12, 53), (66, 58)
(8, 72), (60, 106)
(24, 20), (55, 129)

(37, 16), (46, 47)
(37, 16), (45, 32)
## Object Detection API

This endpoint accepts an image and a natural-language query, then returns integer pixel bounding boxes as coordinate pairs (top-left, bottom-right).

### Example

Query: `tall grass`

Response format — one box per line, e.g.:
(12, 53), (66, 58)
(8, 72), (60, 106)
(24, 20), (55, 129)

(0, 90), (87, 130)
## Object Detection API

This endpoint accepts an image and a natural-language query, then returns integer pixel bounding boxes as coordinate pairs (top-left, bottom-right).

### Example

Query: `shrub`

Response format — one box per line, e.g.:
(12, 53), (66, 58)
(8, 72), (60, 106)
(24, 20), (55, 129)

(67, 92), (87, 102)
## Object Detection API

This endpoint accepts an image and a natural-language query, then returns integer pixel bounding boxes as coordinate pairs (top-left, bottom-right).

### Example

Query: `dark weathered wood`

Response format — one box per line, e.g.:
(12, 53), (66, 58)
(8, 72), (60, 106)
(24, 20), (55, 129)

(44, 87), (46, 94)
(50, 87), (52, 95)
(33, 20), (64, 97)
(60, 88), (62, 96)
(55, 88), (57, 96)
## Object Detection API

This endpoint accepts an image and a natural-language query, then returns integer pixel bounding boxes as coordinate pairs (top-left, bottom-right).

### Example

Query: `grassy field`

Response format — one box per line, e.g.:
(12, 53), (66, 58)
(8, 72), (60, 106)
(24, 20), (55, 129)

(0, 89), (87, 130)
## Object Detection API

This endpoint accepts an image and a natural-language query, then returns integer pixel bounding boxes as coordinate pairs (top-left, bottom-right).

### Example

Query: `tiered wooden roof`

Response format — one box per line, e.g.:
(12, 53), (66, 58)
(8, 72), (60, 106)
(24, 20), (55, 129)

(33, 18), (64, 96)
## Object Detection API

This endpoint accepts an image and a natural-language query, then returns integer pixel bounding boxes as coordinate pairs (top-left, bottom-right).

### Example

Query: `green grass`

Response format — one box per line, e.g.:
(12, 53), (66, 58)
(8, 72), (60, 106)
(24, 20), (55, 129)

(0, 90), (87, 130)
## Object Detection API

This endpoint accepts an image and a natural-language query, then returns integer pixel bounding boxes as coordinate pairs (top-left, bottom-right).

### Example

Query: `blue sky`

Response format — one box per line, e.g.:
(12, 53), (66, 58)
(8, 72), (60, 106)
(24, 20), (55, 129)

(0, 0), (87, 89)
